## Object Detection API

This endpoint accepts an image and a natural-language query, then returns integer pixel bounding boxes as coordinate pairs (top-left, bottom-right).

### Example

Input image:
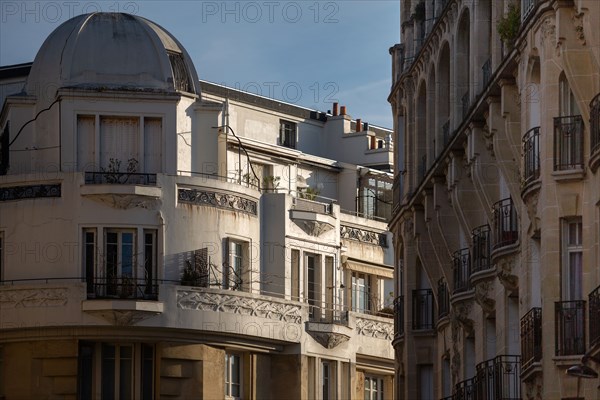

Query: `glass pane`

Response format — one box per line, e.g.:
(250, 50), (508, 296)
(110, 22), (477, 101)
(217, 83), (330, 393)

(119, 346), (133, 400)
(141, 344), (154, 400)
(101, 344), (116, 400)
(569, 252), (583, 300)
(121, 233), (134, 277)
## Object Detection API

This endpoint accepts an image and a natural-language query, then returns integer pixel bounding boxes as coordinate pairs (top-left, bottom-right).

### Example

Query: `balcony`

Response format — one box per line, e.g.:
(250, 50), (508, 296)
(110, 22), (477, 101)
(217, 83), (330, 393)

(555, 300), (586, 356)
(81, 172), (161, 209)
(394, 295), (404, 338)
(87, 276), (158, 300)
(292, 196), (332, 214)
(289, 195), (336, 236)
(84, 171), (157, 185)
(589, 285), (600, 349)
(522, 127), (540, 186)
(461, 91), (470, 119)
(590, 93), (600, 170)
(452, 248), (472, 295)
(475, 355), (521, 400)
(482, 58), (492, 89)
(553, 115), (584, 172)
(412, 289), (434, 330)
(438, 279), (450, 320)
(442, 120), (451, 146)
(453, 377), (476, 400)
(492, 198), (518, 250)
(521, 307), (542, 370)
(471, 225), (492, 275)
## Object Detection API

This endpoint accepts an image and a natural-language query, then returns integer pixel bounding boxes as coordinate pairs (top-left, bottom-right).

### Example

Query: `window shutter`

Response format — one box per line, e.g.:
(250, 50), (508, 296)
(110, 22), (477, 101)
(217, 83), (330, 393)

(194, 247), (208, 287)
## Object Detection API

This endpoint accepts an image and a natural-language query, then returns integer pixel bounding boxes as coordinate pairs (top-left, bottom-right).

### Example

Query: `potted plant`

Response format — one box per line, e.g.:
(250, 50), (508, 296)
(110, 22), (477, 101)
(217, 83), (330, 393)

(262, 175), (280, 192)
(497, 3), (521, 47)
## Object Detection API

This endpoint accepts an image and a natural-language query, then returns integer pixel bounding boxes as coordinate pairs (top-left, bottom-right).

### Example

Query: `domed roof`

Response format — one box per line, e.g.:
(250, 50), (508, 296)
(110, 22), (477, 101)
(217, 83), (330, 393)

(26, 13), (200, 100)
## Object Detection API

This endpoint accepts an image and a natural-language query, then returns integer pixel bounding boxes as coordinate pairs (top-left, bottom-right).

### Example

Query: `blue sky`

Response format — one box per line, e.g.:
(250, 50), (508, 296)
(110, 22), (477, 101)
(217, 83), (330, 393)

(0, 1), (399, 127)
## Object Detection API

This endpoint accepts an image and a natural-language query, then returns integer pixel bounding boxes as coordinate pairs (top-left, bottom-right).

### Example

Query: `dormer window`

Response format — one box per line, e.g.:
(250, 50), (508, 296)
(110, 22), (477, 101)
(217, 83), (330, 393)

(279, 120), (297, 149)
(168, 51), (193, 93)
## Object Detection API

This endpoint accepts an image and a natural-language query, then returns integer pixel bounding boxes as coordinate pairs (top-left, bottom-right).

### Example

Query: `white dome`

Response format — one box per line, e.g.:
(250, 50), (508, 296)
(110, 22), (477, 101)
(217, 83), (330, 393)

(26, 13), (200, 100)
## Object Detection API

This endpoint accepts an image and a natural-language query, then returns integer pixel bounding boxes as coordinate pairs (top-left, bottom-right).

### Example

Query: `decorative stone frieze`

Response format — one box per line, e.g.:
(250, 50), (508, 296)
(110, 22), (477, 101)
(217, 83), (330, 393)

(355, 316), (394, 340)
(178, 188), (257, 216)
(177, 290), (302, 324)
(340, 226), (388, 247)
(0, 184), (61, 202)
(0, 287), (68, 308)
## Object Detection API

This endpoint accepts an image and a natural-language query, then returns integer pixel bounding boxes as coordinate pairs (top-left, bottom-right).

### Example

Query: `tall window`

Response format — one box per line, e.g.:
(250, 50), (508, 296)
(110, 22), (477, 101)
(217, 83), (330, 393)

(78, 342), (154, 400)
(352, 272), (371, 312)
(84, 228), (157, 299)
(279, 120), (297, 149)
(307, 253), (321, 318)
(225, 353), (241, 399)
(321, 361), (334, 400)
(562, 219), (583, 301)
(359, 175), (393, 221)
(291, 249), (300, 301)
(224, 239), (248, 291)
(365, 376), (384, 400)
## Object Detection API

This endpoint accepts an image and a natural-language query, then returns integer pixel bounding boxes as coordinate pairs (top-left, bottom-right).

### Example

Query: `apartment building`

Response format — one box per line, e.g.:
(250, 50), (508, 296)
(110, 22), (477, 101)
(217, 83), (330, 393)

(389, 0), (599, 399)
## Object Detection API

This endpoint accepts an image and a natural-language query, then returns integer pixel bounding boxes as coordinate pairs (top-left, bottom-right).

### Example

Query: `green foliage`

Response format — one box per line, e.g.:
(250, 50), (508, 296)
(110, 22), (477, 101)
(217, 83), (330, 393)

(262, 175), (280, 191)
(497, 3), (521, 45)
(100, 158), (139, 183)
(181, 260), (203, 286)
(300, 186), (320, 201)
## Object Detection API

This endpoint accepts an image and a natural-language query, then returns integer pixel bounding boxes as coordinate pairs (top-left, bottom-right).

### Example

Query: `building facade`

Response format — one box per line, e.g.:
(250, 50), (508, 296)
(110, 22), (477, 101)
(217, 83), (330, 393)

(389, 0), (600, 399)
(0, 13), (396, 399)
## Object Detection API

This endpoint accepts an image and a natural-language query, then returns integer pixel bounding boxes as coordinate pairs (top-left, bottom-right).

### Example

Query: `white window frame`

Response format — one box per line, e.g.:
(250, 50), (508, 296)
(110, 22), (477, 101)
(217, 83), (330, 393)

(225, 353), (242, 399)
(224, 238), (250, 291)
(321, 360), (333, 400)
(562, 218), (583, 301)
(279, 120), (298, 149)
(364, 375), (384, 400)
(351, 272), (371, 313)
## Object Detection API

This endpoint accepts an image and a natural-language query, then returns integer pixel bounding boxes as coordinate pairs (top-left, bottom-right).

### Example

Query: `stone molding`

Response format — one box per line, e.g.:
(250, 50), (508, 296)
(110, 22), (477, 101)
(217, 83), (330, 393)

(340, 225), (388, 247)
(177, 290), (302, 323)
(0, 184), (61, 202)
(0, 287), (68, 308)
(355, 315), (394, 340)
(178, 188), (258, 215)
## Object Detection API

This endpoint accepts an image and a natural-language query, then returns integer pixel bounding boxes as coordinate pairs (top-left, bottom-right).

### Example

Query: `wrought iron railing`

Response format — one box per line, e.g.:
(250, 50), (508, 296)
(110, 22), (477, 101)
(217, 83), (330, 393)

(394, 295), (405, 338)
(471, 225), (492, 274)
(523, 127), (541, 184)
(589, 285), (600, 348)
(521, 307), (542, 370)
(85, 171), (157, 185)
(553, 115), (584, 171)
(438, 278), (450, 319)
(492, 198), (518, 250)
(482, 58), (492, 89)
(419, 154), (427, 181)
(475, 355), (521, 400)
(555, 300), (586, 356)
(591, 93), (600, 157)
(452, 248), (471, 294)
(453, 377), (476, 400)
(412, 289), (434, 330)
(87, 277), (158, 300)
(443, 119), (451, 146)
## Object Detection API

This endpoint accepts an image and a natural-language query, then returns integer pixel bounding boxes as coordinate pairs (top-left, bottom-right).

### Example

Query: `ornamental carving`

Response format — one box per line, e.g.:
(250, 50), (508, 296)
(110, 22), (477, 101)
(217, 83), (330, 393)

(0, 288), (68, 308)
(355, 317), (394, 340)
(178, 188), (257, 216)
(0, 184), (61, 202)
(525, 190), (541, 239)
(497, 259), (519, 292)
(292, 219), (334, 237)
(524, 375), (543, 400)
(177, 290), (302, 324)
(540, 17), (556, 49)
(308, 331), (350, 349)
(85, 309), (160, 326)
(474, 281), (496, 315)
(340, 226), (388, 247)
(572, 13), (586, 45)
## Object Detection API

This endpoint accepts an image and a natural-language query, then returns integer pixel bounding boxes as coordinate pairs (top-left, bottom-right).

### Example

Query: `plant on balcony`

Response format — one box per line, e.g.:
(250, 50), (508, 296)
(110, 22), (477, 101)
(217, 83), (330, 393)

(181, 259), (204, 286)
(497, 3), (521, 46)
(262, 175), (281, 192)
(119, 275), (135, 298)
(299, 186), (320, 201)
(101, 157), (139, 184)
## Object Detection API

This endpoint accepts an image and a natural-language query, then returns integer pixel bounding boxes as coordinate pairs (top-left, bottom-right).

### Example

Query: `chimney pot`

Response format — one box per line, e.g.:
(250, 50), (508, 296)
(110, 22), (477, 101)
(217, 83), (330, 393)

(340, 106), (347, 116)
(356, 119), (362, 132)
(332, 102), (339, 116)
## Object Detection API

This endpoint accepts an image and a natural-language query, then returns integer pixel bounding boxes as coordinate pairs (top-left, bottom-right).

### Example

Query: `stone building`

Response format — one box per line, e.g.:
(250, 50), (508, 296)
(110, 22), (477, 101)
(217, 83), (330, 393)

(0, 13), (396, 399)
(389, 0), (600, 398)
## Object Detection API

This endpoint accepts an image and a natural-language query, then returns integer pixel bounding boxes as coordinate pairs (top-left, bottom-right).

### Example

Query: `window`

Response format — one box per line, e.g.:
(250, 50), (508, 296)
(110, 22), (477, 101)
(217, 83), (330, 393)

(224, 239), (249, 291)
(225, 353), (241, 399)
(359, 175), (393, 221)
(78, 342), (154, 400)
(321, 361), (334, 400)
(279, 120), (297, 149)
(555, 74), (583, 171)
(562, 219), (583, 301)
(83, 228), (158, 299)
(168, 51), (193, 93)
(0, 122), (9, 175)
(364, 376), (384, 400)
(307, 253), (321, 319)
(352, 272), (370, 312)
(291, 249), (300, 301)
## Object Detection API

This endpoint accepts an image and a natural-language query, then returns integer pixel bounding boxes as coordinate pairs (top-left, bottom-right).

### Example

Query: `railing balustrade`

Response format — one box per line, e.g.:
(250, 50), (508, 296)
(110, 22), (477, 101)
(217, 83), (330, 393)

(493, 198), (518, 249)
(553, 115), (584, 171)
(589, 285), (600, 348)
(521, 307), (542, 370)
(438, 279), (450, 319)
(412, 289), (434, 330)
(452, 248), (471, 294)
(523, 127), (541, 184)
(555, 300), (586, 356)
(85, 171), (157, 185)
(471, 225), (492, 274)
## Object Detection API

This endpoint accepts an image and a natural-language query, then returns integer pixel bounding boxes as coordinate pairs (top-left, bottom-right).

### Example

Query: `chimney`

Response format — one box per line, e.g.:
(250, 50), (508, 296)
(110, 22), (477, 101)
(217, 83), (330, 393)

(340, 105), (347, 116)
(356, 119), (362, 132)
(332, 102), (339, 116)
(363, 122), (369, 132)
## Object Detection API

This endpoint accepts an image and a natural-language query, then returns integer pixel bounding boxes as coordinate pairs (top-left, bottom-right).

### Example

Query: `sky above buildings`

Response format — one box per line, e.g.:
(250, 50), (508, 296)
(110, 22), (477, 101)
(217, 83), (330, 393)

(0, 1), (399, 128)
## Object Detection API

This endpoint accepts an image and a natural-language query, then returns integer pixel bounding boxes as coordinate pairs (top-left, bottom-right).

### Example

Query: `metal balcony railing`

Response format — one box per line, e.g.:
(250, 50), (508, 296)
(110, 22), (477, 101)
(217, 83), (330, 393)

(591, 93), (600, 157)
(442, 119), (451, 146)
(554, 115), (584, 171)
(471, 225), (492, 274)
(555, 300), (586, 356)
(87, 276), (158, 300)
(453, 377), (476, 400)
(523, 127), (541, 185)
(521, 307), (542, 370)
(412, 289), (434, 330)
(589, 285), (600, 348)
(452, 248), (471, 294)
(438, 278), (450, 319)
(394, 295), (405, 338)
(475, 355), (521, 400)
(85, 171), (157, 185)
(492, 198), (518, 250)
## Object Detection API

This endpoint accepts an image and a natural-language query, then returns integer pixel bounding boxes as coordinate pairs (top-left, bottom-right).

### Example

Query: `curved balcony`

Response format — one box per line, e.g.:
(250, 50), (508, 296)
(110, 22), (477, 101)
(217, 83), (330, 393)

(521, 307), (542, 374)
(522, 127), (541, 197)
(471, 224), (493, 280)
(452, 248), (472, 296)
(393, 295), (404, 341)
(492, 198), (518, 255)
(590, 93), (600, 171)
(437, 279), (450, 325)
(412, 289), (434, 331)
(553, 115), (584, 180)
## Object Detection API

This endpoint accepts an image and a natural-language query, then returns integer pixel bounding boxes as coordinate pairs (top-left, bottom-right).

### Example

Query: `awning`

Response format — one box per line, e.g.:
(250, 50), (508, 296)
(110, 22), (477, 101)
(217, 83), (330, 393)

(344, 259), (393, 279)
